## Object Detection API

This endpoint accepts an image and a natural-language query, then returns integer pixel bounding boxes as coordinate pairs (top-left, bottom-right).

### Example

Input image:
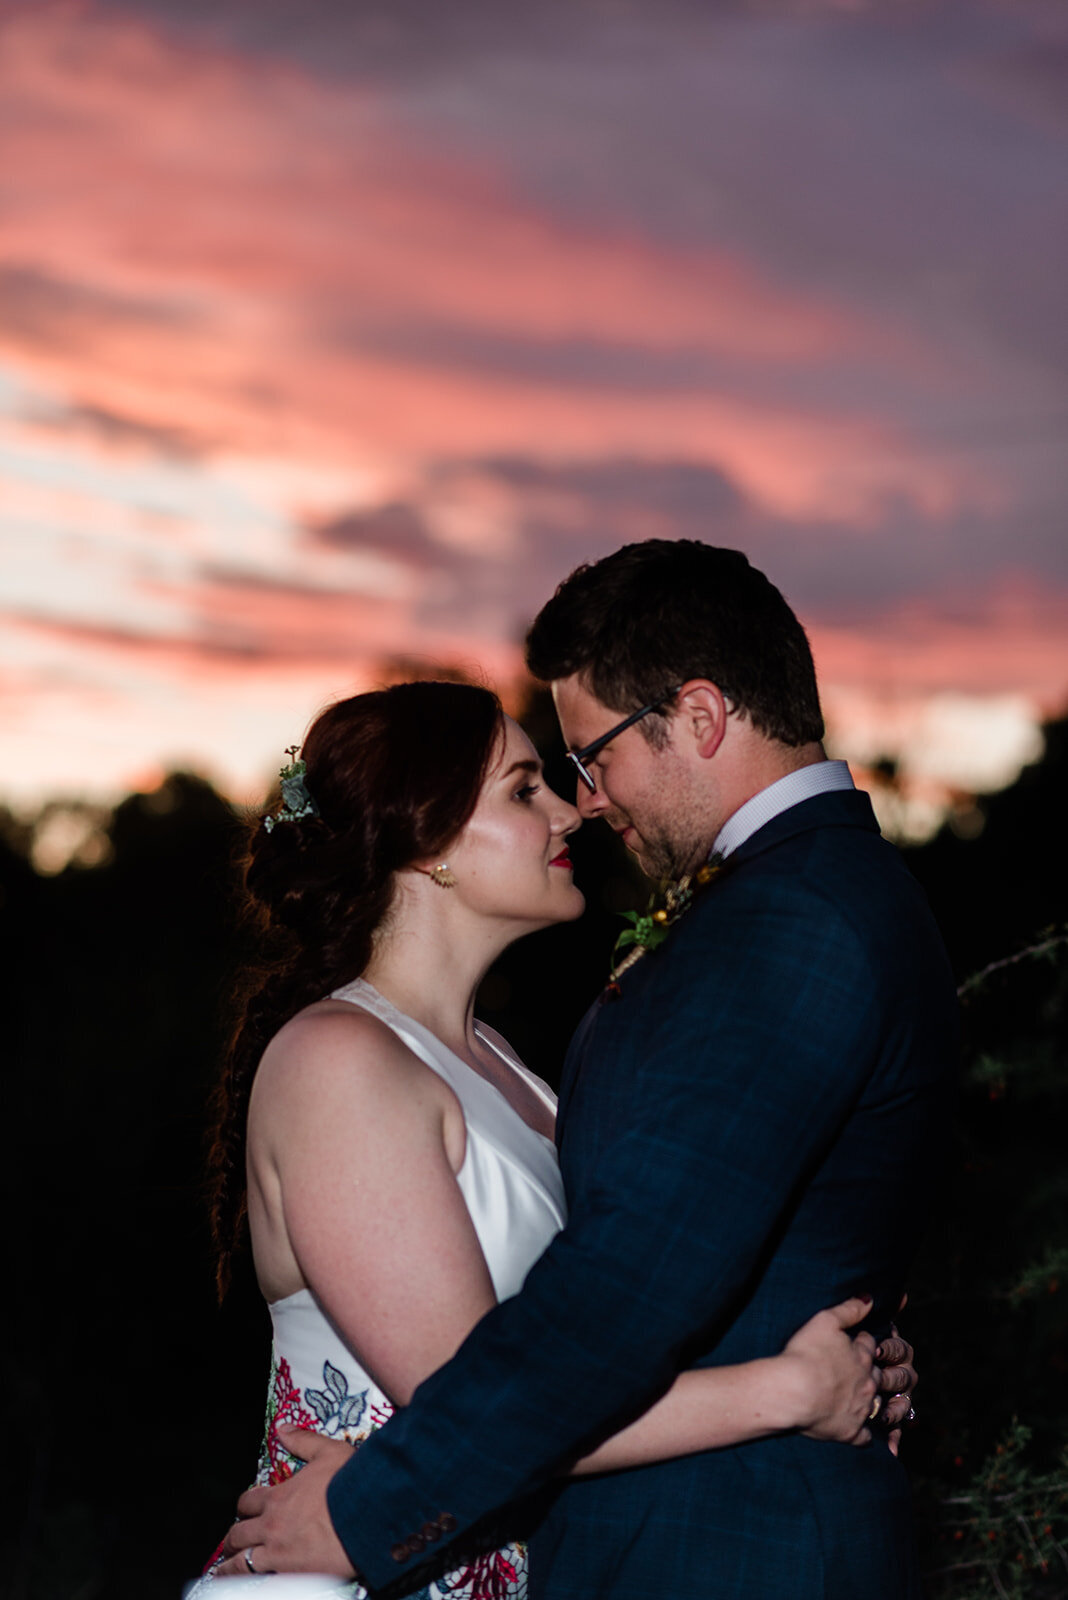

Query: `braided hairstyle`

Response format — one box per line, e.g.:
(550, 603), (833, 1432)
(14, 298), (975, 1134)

(208, 680), (504, 1298)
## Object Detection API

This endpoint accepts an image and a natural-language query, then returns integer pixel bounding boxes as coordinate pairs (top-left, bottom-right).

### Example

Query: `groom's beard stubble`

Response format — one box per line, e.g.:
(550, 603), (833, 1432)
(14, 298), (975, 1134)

(615, 816), (711, 883)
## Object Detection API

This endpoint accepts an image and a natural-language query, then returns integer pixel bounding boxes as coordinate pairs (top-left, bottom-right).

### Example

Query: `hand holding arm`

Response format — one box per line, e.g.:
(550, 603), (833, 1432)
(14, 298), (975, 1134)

(571, 1293), (879, 1474)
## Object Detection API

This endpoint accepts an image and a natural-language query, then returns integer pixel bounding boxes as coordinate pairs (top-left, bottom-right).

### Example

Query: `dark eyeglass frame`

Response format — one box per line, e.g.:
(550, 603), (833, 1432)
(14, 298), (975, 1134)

(565, 686), (684, 794)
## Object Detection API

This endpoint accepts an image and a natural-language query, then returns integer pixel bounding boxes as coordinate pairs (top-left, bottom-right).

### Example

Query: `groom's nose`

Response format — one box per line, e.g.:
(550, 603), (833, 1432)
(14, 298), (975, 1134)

(576, 778), (606, 819)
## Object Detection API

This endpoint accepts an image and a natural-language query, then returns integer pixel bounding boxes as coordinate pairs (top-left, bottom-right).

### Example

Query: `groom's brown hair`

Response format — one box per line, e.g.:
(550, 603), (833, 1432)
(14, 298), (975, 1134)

(526, 540), (824, 748)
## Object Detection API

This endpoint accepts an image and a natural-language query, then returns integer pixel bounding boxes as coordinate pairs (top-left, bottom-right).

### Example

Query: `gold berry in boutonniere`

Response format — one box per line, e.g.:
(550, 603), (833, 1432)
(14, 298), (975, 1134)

(603, 856), (727, 1000)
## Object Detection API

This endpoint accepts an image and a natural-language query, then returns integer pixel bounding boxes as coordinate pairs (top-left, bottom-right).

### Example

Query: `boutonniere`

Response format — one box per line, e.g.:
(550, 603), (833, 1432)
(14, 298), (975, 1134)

(603, 855), (728, 1000)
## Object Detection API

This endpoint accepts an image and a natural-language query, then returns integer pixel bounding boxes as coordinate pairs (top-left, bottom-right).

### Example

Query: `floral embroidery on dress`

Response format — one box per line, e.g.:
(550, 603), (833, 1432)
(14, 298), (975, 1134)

(257, 1353), (398, 1485)
(306, 1359), (369, 1436)
(438, 1548), (524, 1598)
(236, 1352), (525, 1599)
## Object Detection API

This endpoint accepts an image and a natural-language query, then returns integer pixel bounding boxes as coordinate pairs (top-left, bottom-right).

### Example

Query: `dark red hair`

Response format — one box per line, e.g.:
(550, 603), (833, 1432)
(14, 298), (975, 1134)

(207, 681), (503, 1296)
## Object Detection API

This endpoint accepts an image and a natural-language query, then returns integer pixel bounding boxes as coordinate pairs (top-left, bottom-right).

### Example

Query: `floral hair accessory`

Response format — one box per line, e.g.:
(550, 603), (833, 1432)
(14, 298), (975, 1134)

(263, 746), (319, 832)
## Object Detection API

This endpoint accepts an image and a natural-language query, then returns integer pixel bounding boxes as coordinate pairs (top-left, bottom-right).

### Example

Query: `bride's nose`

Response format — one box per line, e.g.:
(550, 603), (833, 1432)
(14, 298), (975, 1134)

(551, 794), (582, 836)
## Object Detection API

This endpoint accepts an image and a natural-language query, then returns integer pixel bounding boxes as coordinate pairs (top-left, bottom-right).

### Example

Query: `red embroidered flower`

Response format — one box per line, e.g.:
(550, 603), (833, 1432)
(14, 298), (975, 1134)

(443, 1547), (523, 1598)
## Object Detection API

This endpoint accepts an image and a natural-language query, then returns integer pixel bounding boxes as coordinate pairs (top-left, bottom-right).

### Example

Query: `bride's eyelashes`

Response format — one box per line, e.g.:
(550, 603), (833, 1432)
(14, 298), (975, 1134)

(512, 783), (542, 803)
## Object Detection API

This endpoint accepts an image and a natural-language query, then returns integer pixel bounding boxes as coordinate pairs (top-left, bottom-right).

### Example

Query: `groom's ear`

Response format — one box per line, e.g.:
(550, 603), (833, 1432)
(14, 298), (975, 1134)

(674, 681), (732, 761)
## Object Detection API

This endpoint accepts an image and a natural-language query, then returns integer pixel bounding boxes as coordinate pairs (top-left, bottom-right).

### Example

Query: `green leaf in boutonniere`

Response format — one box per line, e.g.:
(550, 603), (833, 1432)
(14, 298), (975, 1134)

(614, 911), (670, 956)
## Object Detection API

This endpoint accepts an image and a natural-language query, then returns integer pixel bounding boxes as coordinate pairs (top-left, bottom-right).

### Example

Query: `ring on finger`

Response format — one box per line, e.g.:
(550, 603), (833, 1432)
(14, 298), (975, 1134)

(244, 1547), (258, 1575)
(868, 1395), (882, 1423)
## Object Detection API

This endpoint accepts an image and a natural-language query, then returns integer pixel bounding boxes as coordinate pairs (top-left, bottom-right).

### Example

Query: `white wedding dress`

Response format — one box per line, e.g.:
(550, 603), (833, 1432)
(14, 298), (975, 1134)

(190, 978), (566, 1600)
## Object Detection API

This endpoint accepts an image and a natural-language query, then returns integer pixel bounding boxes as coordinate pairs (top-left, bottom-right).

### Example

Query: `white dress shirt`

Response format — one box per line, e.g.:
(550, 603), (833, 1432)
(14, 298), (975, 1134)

(712, 759), (855, 860)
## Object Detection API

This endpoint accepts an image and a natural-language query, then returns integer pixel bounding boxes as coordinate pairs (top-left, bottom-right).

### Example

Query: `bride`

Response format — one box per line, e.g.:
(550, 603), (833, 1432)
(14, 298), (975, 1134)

(201, 681), (910, 1595)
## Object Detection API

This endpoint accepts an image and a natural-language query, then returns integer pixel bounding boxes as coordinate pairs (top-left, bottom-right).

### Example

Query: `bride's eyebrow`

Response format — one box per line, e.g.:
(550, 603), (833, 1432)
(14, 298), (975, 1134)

(499, 758), (542, 780)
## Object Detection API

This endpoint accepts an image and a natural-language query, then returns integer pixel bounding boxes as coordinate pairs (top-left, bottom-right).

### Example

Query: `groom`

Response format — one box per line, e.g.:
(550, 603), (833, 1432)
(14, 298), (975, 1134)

(224, 541), (956, 1596)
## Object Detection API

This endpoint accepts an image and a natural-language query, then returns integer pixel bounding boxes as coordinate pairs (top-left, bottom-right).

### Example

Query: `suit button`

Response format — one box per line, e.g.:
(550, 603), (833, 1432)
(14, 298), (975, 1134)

(422, 1522), (441, 1542)
(438, 1512), (457, 1532)
(407, 1534), (426, 1556)
(391, 1543), (409, 1564)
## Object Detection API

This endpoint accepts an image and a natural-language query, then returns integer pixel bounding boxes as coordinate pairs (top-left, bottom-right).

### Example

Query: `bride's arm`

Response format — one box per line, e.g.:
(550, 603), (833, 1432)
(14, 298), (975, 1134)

(569, 1296), (879, 1473)
(248, 1007), (499, 1406)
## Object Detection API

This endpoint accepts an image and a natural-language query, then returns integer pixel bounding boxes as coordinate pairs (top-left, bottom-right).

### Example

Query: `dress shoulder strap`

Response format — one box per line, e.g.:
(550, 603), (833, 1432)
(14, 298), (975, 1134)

(473, 1024), (558, 1115)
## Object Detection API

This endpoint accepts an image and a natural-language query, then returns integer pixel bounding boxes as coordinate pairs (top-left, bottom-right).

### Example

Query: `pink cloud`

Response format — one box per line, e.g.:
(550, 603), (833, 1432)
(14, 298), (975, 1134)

(0, 2), (966, 521)
(3, 8), (872, 354)
(809, 576), (1068, 705)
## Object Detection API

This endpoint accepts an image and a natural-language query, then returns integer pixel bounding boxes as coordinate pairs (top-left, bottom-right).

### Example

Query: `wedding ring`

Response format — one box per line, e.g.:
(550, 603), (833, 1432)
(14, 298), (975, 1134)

(905, 1405), (917, 1425)
(244, 1547), (258, 1575)
(868, 1396), (882, 1422)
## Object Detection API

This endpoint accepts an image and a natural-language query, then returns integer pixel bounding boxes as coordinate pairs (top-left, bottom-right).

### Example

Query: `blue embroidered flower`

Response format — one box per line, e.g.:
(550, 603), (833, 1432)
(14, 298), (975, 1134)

(305, 1360), (368, 1436)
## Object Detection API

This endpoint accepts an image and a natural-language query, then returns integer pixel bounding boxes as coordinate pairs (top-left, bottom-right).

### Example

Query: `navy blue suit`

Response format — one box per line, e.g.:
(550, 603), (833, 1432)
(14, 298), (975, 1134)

(329, 790), (957, 1597)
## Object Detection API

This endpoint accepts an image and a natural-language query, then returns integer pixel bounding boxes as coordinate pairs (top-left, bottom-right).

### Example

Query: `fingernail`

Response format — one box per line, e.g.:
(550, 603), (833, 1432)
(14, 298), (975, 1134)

(876, 1345), (885, 1359)
(860, 1293), (873, 1305)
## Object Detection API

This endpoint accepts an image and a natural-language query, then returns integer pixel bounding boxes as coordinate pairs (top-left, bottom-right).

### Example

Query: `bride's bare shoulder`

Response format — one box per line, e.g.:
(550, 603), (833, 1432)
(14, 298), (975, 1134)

(249, 999), (466, 1189)
(254, 999), (428, 1107)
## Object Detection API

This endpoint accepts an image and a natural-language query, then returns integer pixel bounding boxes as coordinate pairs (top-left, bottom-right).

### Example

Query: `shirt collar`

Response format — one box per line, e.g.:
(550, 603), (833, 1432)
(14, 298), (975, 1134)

(712, 759), (855, 860)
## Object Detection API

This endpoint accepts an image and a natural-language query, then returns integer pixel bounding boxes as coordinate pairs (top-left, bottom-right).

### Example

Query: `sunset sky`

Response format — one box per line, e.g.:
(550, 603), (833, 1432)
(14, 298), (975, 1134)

(2, 0), (1065, 829)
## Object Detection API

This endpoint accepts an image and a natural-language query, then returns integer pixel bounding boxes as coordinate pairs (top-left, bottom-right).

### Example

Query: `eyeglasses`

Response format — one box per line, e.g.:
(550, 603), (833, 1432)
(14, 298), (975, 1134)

(565, 686), (683, 794)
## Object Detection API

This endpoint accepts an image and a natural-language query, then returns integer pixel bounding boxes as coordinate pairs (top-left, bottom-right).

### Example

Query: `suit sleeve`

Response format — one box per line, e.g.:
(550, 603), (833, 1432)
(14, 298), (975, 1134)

(328, 882), (882, 1588)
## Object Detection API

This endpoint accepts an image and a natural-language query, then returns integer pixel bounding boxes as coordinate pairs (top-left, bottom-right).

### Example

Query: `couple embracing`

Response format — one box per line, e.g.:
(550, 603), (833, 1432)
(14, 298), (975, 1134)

(202, 540), (956, 1599)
